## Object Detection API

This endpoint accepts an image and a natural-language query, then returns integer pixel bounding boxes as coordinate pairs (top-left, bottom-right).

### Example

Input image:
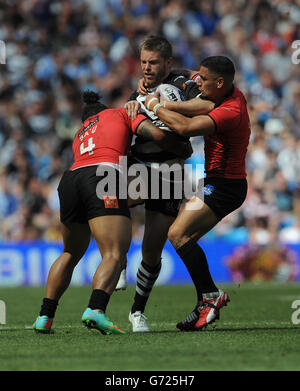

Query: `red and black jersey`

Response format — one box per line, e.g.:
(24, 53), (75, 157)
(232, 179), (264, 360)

(205, 87), (250, 179)
(71, 108), (146, 171)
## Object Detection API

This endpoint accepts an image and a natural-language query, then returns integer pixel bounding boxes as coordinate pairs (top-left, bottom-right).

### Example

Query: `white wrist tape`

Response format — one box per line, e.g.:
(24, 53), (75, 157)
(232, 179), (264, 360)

(153, 103), (162, 115)
(146, 96), (159, 110)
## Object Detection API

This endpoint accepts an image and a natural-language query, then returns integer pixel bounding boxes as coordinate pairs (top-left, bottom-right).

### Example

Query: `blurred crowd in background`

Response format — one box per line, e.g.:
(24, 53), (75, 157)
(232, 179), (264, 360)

(0, 0), (300, 244)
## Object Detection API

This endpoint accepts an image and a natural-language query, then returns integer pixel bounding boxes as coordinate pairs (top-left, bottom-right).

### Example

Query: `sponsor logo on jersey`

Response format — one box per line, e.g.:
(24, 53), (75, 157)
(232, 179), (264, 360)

(203, 184), (215, 196)
(103, 195), (119, 209)
(78, 118), (99, 138)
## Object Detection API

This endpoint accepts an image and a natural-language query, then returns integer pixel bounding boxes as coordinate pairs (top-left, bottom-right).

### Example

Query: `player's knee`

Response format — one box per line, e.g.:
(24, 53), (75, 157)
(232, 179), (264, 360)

(168, 223), (179, 243)
(102, 250), (125, 265)
(62, 247), (85, 265)
(168, 224), (186, 249)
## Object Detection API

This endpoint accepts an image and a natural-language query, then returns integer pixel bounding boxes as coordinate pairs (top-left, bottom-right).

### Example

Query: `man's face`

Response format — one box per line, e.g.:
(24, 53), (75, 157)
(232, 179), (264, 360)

(196, 66), (222, 101)
(140, 49), (172, 88)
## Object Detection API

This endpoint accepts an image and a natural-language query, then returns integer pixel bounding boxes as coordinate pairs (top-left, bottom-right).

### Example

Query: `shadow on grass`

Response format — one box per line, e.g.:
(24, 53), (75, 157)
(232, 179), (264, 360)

(1, 326), (299, 334)
(206, 326), (300, 332)
(148, 326), (300, 334)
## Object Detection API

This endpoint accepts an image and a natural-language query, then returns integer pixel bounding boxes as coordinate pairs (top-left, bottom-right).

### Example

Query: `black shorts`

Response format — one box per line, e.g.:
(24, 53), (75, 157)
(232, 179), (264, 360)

(129, 157), (184, 218)
(201, 177), (248, 220)
(58, 165), (130, 224)
(144, 169), (183, 217)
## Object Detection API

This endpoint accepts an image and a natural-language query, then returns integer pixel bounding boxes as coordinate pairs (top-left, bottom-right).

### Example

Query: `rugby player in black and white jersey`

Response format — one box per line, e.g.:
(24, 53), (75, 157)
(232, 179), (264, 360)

(119, 35), (214, 333)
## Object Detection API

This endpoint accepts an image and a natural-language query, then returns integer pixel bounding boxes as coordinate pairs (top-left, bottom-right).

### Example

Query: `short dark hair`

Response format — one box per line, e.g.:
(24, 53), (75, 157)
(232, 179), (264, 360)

(140, 35), (172, 59)
(200, 56), (235, 81)
(81, 90), (107, 122)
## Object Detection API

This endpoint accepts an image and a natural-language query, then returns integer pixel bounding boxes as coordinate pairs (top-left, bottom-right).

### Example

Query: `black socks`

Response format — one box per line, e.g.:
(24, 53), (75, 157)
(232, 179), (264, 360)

(40, 289), (110, 319)
(88, 289), (110, 313)
(176, 238), (218, 302)
(39, 298), (58, 318)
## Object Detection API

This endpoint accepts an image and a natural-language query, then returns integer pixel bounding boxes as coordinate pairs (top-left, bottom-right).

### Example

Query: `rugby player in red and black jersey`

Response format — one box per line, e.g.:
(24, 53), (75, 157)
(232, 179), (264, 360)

(145, 56), (251, 331)
(32, 91), (192, 335)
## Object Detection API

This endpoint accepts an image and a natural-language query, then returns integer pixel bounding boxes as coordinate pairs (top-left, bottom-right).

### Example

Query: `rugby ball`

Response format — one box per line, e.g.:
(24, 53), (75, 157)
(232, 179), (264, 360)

(136, 83), (184, 132)
(156, 83), (184, 102)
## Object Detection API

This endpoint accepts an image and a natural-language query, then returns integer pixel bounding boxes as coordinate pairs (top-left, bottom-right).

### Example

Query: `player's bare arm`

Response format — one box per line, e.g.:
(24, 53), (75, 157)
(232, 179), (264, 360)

(162, 96), (214, 116)
(136, 119), (193, 159)
(144, 95), (216, 137)
(147, 90), (214, 118)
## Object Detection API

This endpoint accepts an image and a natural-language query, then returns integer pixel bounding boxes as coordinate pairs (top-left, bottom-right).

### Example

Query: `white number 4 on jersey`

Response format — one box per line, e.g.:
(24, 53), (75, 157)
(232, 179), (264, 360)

(80, 137), (95, 155)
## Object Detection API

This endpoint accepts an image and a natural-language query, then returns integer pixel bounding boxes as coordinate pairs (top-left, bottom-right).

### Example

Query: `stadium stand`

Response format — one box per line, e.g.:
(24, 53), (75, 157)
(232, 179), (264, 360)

(0, 0), (299, 246)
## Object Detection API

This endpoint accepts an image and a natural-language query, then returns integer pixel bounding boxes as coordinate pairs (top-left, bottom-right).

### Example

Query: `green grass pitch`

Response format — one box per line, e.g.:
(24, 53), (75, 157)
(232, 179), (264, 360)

(0, 283), (300, 371)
